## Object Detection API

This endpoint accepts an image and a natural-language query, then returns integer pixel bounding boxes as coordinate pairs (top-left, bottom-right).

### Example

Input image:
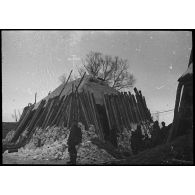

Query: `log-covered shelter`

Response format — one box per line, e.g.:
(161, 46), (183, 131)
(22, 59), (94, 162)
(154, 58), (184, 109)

(3, 70), (152, 152)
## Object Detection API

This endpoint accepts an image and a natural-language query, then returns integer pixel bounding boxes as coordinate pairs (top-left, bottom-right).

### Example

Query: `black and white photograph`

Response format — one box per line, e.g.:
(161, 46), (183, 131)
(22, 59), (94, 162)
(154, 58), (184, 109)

(2, 30), (193, 165)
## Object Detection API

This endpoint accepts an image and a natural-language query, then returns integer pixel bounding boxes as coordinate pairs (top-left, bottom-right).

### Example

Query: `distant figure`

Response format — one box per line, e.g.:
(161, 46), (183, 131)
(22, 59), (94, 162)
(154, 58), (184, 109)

(131, 125), (143, 155)
(151, 120), (161, 147)
(67, 121), (82, 165)
(160, 121), (167, 143)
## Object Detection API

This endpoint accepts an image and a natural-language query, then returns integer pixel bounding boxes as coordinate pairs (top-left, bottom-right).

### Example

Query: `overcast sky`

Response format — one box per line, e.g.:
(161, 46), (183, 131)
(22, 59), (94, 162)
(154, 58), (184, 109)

(2, 31), (192, 124)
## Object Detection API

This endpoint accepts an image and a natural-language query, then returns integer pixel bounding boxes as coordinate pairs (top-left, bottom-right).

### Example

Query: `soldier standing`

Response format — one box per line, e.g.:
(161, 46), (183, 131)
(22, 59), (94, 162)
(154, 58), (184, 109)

(67, 121), (82, 165)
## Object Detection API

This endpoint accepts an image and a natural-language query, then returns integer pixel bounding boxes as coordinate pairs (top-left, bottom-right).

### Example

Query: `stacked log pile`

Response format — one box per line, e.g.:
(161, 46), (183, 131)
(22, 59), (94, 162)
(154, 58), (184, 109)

(103, 88), (152, 136)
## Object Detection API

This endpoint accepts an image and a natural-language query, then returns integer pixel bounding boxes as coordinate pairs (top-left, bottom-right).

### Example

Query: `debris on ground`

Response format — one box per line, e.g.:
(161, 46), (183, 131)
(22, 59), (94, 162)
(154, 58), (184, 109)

(4, 124), (117, 164)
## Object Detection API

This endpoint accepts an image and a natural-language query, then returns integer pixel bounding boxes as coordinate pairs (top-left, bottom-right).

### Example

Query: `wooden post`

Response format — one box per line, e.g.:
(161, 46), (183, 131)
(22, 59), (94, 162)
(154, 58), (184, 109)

(34, 92), (37, 104)
(103, 94), (112, 130)
(120, 93), (131, 130)
(41, 97), (56, 129)
(91, 93), (104, 140)
(50, 95), (67, 126)
(36, 98), (53, 128)
(110, 95), (121, 132)
(75, 72), (86, 92)
(78, 94), (89, 129)
(124, 92), (136, 124)
(11, 104), (35, 143)
(24, 100), (46, 138)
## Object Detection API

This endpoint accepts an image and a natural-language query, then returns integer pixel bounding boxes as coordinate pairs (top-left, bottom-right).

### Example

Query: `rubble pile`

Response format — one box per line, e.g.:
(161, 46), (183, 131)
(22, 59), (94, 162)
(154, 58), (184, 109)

(77, 125), (116, 164)
(117, 128), (132, 154)
(17, 126), (69, 160)
(15, 124), (117, 164)
(25, 126), (69, 149)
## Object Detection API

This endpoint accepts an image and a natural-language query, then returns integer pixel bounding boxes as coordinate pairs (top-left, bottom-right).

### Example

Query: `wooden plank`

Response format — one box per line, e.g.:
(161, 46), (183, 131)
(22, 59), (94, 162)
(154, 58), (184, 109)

(78, 94), (89, 129)
(11, 105), (35, 143)
(58, 70), (73, 97)
(67, 93), (73, 128)
(50, 95), (67, 126)
(86, 91), (97, 125)
(91, 93), (104, 140)
(88, 92), (101, 137)
(112, 95), (123, 131)
(23, 100), (46, 140)
(103, 94), (112, 130)
(41, 97), (57, 129)
(47, 95), (65, 126)
(134, 88), (146, 121)
(127, 92), (137, 123)
(17, 106), (29, 124)
(110, 95), (121, 132)
(86, 91), (96, 125)
(124, 92), (136, 124)
(116, 93), (128, 128)
(56, 94), (71, 126)
(75, 72), (86, 92)
(80, 91), (92, 124)
(36, 98), (53, 128)
(130, 93), (140, 123)
(120, 93), (131, 129)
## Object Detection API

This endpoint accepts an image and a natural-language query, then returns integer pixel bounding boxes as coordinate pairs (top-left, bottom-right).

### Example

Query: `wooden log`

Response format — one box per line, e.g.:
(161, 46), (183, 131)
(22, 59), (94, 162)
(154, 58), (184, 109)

(119, 93), (131, 129)
(134, 88), (147, 121)
(86, 91), (96, 125)
(58, 70), (73, 97)
(17, 106), (29, 124)
(91, 93), (104, 140)
(80, 91), (92, 124)
(130, 93), (140, 123)
(115, 93), (127, 129)
(78, 94), (89, 129)
(36, 98), (53, 128)
(112, 95), (123, 131)
(77, 94), (87, 128)
(41, 97), (57, 129)
(106, 94), (116, 128)
(110, 95), (121, 132)
(50, 95), (68, 126)
(55, 94), (70, 126)
(127, 92), (137, 123)
(59, 94), (73, 127)
(34, 92), (37, 104)
(67, 93), (73, 128)
(75, 72), (86, 92)
(46, 95), (65, 126)
(11, 105), (35, 143)
(134, 89), (144, 120)
(23, 100), (46, 141)
(103, 94), (112, 130)
(124, 92), (136, 124)
(88, 92), (101, 137)
(133, 89), (150, 132)
(42, 69), (73, 128)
